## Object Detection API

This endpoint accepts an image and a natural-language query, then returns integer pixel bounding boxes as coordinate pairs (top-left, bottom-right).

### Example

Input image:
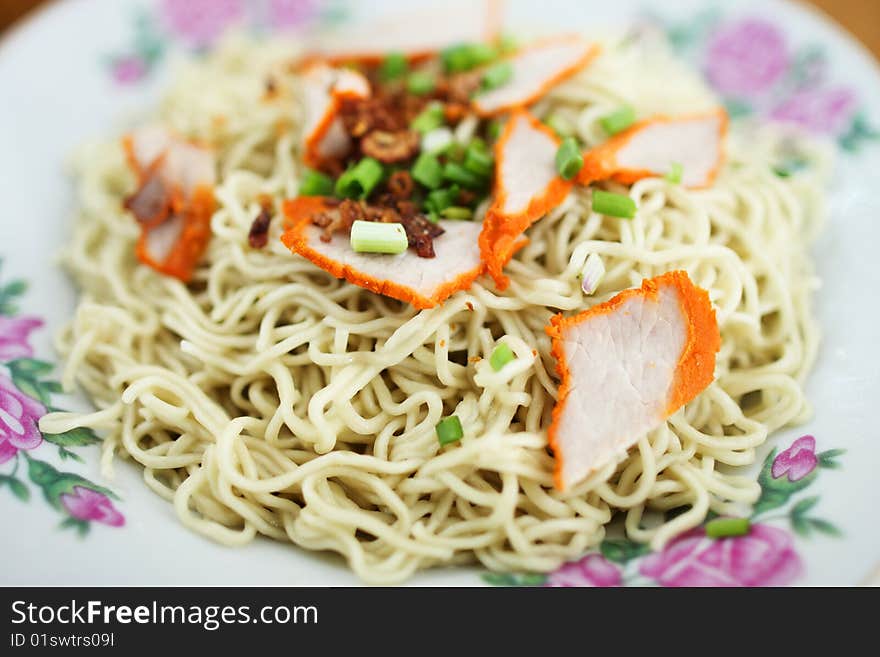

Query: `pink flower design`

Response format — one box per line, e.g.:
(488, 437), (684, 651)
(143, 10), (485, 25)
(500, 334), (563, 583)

(639, 524), (802, 587)
(545, 553), (622, 587)
(111, 56), (148, 85)
(705, 19), (789, 97)
(267, 0), (318, 29)
(0, 374), (45, 465)
(771, 87), (857, 135)
(159, 0), (245, 48)
(772, 435), (818, 482)
(0, 316), (43, 361)
(60, 486), (125, 528)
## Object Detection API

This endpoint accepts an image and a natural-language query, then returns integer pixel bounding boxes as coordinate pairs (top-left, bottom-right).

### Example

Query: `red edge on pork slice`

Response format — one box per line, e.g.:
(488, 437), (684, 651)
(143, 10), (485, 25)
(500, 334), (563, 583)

(301, 65), (371, 169)
(576, 108), (729, 189)
(479, 110), (573, 291)
(280, 197), (486, 309)
(122, 132), (216, 282)
(545, 270), (721, 491)
(471, 37), (601, 117)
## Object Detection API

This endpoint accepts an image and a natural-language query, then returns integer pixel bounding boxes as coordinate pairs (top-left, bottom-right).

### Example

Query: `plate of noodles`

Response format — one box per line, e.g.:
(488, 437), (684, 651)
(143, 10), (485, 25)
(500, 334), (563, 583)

(1, 0), (879, 587)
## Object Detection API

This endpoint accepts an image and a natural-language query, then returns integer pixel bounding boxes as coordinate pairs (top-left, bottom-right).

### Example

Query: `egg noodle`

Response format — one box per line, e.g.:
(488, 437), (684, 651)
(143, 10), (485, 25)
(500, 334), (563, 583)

(40, 32), (830, 583)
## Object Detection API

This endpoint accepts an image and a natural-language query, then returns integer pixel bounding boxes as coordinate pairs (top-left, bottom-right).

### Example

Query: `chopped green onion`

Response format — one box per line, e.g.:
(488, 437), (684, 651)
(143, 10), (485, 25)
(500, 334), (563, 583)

(299, 169), (334, 197)
(773, 167), (791, 178)
(486, 119), (504, 141)
(440, 206), (473, 220)
(600, 106), (637, 136)
(424, 186), (460, 214)
(350, 220), (408, 255)
(665, 162), (683, 184)
(421, 126), (454, 154)
(407, 71), (436, 96)
(705, 517), (751, 538)
(481, 61), (513, 91)
(442, 43), (497, 73)
(436, 415), (464, 445)
(335, 158), (384, 199)
(545, 114), (573, 138)
(555, 137), (584, 181)
(412, 152), (444, 190)
(463, 141), (494, 177)
(489, 342), (516, 371)
(411, 102), (445, 134)
(379, 52), (408, 81)
(592, 190), (636, 219)
(443, 161), (486, 189)
(466, 43), (497, 67)
(497, 33), (518, 55)
(445, 142), (466, 162)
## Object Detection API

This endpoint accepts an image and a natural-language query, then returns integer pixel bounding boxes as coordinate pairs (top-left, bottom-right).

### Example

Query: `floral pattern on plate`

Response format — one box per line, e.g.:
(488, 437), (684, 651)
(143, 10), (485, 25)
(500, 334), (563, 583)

(649, 9), (879, 151)
(484, 436), (844, 587)
(106, 0), (340, 85)
(0, 260), (124, 536)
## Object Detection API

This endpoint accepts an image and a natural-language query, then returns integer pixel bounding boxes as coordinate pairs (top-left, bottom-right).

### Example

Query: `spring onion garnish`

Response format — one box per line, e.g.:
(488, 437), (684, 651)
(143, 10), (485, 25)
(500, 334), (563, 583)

(412, 152), (444, 190)
(705, 517), (751, 538)
(443, 161), (486, 189)
(481, 61), (513, 91)
(424, 186), (460, 214)
(545, 113), (573, 138)
(436, 415), (464, 445)
(442, 43), (497, 73)
(487, 119), (504, 141)
(555, 137), (584, 181)
(580, 253), (605, 295)
(665, 161), (683, 184)
(379, 52), (408, 81)
(421, 126), (454, 154)
(350, 220), (408, 255)
(335, 158), (384, 199)
(440, 206), (473, 220)
(498, 33), (519, 54)
(592, 190), (637, 219)
(463, 140), (494, 177)
(407, 71), (436, 96)
(600, 106), (637, 136)
(489, 342), (516, 371)
(411, 102), (446, 134)
(299, 169), (334, 197)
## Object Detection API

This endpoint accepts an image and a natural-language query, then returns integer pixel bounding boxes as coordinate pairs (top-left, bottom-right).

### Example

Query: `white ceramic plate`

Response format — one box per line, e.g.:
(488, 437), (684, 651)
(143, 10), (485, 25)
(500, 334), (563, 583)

(1, 0), (878, 586)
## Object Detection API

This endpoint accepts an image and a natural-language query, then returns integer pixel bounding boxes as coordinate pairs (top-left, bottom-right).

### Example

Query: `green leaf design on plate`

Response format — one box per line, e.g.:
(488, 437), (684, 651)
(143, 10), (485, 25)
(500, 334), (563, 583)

(0, 278), (27, 316)
(60, 517), (90, 537)
(724, 98), (753, 120)
(133, 8), (164, 63)
(600, 538), (651, 564)
(839, 113), (880, 152)
(663, 8), (720, 53)
(57, 447), (84, 463)
(5, 358), (59, 406)
(808, 518), (842, 537)
(42, 426), (102, 448)
(24, 455), (117, 509)
(817, 448), (845, 469)
(481, 572), (547, 587)
(791, 515), (812, 538)
(790, 496), (819, 518)
(0, 475), (30, 502)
